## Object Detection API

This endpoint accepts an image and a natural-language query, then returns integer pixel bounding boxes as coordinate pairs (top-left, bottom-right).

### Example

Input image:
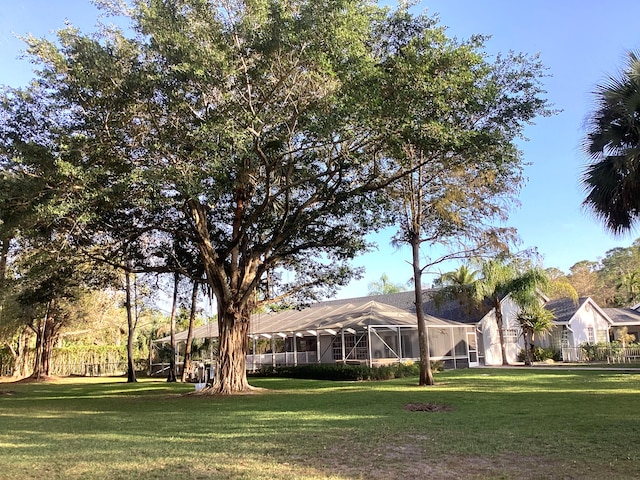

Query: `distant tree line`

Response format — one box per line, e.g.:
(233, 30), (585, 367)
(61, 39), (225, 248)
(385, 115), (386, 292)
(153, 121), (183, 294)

(560, 238), (640, 307)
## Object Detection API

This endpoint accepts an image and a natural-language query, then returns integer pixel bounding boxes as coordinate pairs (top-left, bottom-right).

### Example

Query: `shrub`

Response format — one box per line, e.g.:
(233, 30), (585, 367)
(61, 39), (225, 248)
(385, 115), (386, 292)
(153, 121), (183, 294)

(250, 361), (431, 381)
(517, 347), (561, 362)
(580, 342), (619, 362)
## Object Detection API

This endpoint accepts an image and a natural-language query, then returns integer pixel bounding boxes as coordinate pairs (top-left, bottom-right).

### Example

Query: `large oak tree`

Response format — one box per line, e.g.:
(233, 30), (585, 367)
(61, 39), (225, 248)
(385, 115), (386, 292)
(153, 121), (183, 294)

(4, 0), (550, 393)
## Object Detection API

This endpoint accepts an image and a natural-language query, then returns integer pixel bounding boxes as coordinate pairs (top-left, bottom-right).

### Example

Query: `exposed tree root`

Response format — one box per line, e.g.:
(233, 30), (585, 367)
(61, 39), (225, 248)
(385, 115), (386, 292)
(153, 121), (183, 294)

(12, 375), (58, 383)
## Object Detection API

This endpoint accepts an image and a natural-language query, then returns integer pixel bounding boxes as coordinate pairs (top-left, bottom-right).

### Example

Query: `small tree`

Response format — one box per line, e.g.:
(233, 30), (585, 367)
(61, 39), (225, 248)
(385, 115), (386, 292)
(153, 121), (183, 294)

(377, 5), (550, 384)
(615, 326), (636, 348)
(181, 277), (202, 382)
(10, 241), (102, 379)
(435, 266), (478, 289)
(516, 304), (555, 366)
(473, 260), (551, 366)
(367, 274), (404, 296)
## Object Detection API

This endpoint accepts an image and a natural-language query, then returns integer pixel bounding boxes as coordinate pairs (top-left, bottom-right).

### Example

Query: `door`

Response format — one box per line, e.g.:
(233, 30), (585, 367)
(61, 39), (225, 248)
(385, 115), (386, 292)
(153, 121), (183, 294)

(467, 330), (479, 367)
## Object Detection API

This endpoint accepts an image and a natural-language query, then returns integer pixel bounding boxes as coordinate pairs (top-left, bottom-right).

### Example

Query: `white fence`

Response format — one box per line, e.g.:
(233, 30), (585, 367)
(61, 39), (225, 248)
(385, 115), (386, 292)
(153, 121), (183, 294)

(561, 345), (640, 363)
(246, 351), (318, 370)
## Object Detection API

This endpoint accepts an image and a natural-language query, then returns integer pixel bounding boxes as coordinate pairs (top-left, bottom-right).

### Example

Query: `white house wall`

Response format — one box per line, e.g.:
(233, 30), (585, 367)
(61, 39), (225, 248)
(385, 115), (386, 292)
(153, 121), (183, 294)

(536, 327), (559, 350)
(479, 296), (524, 365)
(479, 313), (502, 365)
(502, 297), (525, 363)
(568, 303), (610, 345)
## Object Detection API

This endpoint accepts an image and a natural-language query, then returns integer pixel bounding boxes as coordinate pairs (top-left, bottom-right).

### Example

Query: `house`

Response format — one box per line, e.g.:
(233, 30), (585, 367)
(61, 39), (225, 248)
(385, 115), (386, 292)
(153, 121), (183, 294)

(352, 291), (526, 366)
(414, 292), (628, 365)
(603, 306), (640, 344)
(156, 298), (478, 371)
(533, 297), (613, 362)
(317, 291), (488, 366)
(158, 289), (640, 372)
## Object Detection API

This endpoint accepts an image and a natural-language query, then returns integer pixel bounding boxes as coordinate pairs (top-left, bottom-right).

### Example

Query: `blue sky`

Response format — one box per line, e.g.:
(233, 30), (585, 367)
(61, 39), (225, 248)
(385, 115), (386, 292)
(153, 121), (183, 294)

(2, 1), (640, 300)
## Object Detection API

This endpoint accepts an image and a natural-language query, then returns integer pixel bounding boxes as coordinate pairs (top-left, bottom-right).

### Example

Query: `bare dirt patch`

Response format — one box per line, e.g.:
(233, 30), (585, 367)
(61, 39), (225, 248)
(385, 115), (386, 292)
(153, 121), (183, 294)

(11, 375), (59, 384)
(316, 440), (582, 480)
(403, 402), (455, 412)
(307, 426), (601, 480)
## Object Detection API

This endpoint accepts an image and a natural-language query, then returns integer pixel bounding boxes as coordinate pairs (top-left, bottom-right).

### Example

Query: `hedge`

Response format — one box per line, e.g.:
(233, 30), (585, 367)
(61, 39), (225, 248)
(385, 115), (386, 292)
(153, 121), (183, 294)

(249, 361), (443, 381)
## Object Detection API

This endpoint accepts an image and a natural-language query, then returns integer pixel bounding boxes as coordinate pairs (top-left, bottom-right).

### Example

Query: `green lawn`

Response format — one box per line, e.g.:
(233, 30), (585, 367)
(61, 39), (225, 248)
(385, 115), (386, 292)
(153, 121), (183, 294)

(1, 368), (639, 479)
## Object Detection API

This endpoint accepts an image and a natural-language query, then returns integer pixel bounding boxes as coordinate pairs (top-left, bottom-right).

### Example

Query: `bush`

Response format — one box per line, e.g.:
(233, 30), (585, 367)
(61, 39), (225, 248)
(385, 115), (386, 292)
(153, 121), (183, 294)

(517, 347), (561, 362)
(580, 342), (618, 362)
(250, 361), (435, 381)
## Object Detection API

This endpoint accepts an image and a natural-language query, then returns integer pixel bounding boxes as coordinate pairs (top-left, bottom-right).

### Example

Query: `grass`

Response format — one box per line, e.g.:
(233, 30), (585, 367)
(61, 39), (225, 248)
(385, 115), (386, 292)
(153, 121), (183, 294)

(1, 368), (640, 479)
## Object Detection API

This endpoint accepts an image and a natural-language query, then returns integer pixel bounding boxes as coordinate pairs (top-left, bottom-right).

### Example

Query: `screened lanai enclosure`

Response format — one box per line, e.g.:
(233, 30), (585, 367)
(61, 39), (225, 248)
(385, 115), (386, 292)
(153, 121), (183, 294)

(154, 300), (478, 375)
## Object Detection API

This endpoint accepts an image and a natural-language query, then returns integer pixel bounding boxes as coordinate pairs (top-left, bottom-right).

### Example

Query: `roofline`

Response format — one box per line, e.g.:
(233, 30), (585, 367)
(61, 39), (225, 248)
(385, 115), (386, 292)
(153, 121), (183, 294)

(584, 297), (615, 325)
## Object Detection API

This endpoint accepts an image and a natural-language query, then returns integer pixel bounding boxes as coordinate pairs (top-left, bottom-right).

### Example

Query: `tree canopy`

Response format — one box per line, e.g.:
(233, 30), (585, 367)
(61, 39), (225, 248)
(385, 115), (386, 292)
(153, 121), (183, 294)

(367, 274), (405, 296)
(582, 50), (640, 234)
(1, 0), (551, 392)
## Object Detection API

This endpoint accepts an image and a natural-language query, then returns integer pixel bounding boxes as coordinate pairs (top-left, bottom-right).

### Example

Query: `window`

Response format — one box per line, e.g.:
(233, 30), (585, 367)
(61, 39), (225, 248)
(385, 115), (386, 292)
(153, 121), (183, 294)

(504, 329), (519, 344)
(550, 329), (563, 350)
(332, 333), (368, 360)
(587, 327), (595, 344)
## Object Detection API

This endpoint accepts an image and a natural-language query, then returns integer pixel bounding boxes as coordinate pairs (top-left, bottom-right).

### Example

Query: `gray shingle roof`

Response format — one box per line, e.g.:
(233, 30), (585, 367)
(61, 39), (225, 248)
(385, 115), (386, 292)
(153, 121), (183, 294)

(156, 300), (467, 343)
(317, 290), (487, 324)
(543, 297), (588, 323)
(603, 307), (640, 325)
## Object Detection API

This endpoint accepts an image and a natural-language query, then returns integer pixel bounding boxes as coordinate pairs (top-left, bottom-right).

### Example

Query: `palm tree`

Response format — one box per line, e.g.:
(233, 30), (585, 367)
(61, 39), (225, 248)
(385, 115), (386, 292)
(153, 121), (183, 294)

(472, 260), (550, 366)
(433, 265), (480, 318)
(367, 273), (404, 296)
(436, 265), (478, 287)
(516, 304), (555, 366)
(616, 270), (640, 306)
(582, 50), (640, 234)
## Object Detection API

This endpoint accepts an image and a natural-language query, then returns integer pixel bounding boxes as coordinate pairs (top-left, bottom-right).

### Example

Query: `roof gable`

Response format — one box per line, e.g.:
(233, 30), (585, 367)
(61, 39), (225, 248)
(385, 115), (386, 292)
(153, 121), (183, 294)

(543, 297), (588, 323)
(157, 299), (470, 343)
(544, 297), (613, 325)
(316, 290), (487, 324)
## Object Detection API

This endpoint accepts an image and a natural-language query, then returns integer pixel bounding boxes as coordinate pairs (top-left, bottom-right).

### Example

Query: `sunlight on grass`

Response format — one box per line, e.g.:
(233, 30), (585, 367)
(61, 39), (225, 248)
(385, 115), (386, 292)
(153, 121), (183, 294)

(2, 369), (640, 479)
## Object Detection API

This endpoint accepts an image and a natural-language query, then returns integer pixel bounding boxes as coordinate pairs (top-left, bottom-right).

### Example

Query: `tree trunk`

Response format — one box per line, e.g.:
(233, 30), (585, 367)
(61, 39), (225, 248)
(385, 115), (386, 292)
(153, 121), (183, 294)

(181, 279), (199, 382)
(31, 318), (45, 380)
(523, 330), (532, 366)
(125, 269), (137, 383)
(495, 299), (509, 366)
(41, 317), (56, 377)
(8, 343), (19, 377)
(411, 237), (434, 386)
(188, 199), (252, 394)
(528, 331), (536, 366)
(207, 303), (251, 394)
(167, 272), (179, 383)
(12, 330), (30, 378)
(0, 235), (10, 326)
